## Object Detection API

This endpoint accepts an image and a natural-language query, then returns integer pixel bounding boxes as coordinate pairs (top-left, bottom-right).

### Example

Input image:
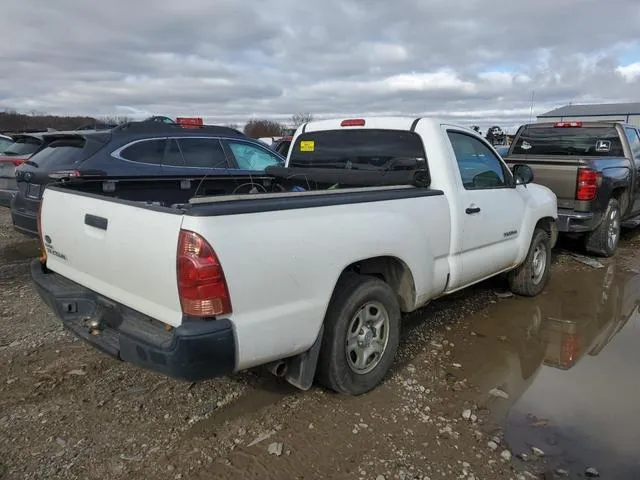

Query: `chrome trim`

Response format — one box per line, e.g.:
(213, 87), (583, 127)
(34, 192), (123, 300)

(110, 135), (284, 170)
(110, 136), (168, 166)
(111, 136), (231, 169)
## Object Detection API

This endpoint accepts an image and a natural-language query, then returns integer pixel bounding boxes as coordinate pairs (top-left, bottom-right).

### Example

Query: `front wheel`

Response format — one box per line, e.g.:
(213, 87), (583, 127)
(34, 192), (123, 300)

(508, 227), (551, 297)
(316, 273), (401, 395)
(584, 198), (620, 257)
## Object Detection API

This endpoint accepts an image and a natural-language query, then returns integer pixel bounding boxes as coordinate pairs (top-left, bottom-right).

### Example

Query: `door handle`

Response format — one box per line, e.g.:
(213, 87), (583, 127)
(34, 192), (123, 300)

(465, 206), (481, 214)
(85, 214), (108, 230)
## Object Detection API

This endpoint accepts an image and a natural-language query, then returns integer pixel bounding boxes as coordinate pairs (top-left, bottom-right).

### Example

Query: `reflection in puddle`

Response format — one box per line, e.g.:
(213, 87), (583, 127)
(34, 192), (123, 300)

(452, 259), (640, 478)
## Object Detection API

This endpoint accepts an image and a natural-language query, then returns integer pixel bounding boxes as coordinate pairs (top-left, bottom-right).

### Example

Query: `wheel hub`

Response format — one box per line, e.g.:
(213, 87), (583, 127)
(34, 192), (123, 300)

(357, 327), (375, 348)
(345, 301), (390, 375)
(531, 244), (547, 285)
(607, 209), (620, 250)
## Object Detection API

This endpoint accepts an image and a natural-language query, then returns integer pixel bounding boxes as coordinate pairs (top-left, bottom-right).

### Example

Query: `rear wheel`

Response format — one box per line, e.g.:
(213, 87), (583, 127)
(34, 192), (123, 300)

(508, 227), (551, 297)
(316, 273), (400, 395)
(584, 198), (620, 257)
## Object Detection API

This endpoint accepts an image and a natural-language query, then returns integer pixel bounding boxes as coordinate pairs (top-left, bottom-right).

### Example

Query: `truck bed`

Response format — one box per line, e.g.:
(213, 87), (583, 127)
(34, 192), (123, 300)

(504, 155), (583, 210)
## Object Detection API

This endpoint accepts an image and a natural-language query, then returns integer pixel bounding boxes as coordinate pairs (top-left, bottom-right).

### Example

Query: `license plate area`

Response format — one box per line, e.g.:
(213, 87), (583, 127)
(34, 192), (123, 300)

(26, 183), (42, 200)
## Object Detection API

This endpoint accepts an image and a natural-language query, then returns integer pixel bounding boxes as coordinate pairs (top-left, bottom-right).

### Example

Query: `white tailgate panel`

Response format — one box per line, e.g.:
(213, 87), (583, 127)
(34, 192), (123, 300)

(40, 189), (184, 326)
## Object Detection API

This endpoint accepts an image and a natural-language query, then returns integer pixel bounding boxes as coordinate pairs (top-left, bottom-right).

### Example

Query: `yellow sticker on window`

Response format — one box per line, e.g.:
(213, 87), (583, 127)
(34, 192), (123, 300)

(300, 140), (315, 152)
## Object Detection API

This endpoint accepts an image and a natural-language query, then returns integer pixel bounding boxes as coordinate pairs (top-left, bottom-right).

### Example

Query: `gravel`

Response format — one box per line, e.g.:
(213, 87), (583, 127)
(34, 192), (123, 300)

(0, 209), (573, 479)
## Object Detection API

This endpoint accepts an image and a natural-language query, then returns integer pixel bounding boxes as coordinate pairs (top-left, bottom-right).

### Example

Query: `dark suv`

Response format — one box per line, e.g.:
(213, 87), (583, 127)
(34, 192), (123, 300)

(11, 121), (285, 237)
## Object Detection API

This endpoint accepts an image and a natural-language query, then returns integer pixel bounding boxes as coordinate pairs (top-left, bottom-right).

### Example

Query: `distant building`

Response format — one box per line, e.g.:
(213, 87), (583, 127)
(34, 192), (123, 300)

(537, 102), (640, 127)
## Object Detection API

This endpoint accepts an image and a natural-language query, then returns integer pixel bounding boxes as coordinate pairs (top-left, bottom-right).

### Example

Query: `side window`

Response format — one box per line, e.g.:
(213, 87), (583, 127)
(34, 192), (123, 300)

(447, 131), (509, 190)
(163, 139), (184, 166)
(119, 139), (166, 165)
(226, 141), (283, 170)
(624, 127), (640, 159)
(177, 138), (228, 168)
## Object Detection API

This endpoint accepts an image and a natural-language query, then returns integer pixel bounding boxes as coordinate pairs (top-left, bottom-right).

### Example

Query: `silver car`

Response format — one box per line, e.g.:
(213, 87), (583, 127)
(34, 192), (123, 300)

(0, 133), (45, 207)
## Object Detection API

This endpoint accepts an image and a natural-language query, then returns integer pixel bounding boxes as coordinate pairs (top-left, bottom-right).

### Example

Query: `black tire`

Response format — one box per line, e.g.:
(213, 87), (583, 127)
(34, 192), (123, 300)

(316, 273), (401, 395)
(584, 198), (620, 257)
(508, 227), (551, 297)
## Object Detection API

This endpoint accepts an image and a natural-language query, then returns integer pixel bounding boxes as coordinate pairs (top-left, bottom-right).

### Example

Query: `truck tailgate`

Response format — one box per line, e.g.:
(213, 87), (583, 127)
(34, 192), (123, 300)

(506, 156), (579, 210)
(39, 188), (185, 326)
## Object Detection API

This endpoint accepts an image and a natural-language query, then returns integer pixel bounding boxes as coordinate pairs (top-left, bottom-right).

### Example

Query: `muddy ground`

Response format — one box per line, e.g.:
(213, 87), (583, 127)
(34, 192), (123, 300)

(1, 207), (639, 480)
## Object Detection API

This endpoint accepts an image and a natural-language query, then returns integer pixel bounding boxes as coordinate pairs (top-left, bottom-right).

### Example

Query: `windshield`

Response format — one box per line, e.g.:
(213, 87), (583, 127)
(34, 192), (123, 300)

(3, 137), (42, 156)
(288, 129), (426, 170)
(511, 126), (624, 156)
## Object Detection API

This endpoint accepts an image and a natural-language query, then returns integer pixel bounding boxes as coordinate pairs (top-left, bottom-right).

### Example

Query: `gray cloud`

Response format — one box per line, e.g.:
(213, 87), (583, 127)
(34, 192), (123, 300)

(1, 0), (639, 131)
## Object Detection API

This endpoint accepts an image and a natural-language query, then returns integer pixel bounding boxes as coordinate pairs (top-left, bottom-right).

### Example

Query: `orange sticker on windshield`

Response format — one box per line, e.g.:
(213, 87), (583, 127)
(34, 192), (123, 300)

(300, 140), (315, 152)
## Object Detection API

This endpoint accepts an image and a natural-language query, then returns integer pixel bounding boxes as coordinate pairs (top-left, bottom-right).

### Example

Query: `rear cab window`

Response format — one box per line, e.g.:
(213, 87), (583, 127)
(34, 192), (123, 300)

(511, 125), (624, 156)
(288, 129), (426, 171)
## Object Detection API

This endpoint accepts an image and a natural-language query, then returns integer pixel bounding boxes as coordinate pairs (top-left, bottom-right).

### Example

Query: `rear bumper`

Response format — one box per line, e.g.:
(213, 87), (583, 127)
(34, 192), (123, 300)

(31, 260), (237, 381)
(557, 208), (602, 233)
(0, 188), (15, 208)
(10, 205), (38, 237)
(10, 189), (40, 237)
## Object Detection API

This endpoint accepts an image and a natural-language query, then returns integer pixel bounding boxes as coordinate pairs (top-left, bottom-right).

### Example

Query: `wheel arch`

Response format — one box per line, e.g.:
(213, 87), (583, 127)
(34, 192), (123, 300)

(337, 255), (417, 313)
(535, 216), (558, 248)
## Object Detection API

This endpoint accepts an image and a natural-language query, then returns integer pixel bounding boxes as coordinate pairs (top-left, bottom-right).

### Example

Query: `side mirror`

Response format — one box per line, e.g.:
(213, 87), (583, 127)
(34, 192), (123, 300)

(513, 164), (534, 186)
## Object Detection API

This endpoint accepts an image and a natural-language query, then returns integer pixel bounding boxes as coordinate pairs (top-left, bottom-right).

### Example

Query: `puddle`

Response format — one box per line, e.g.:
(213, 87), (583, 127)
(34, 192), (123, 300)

(451, 256), (640, 478)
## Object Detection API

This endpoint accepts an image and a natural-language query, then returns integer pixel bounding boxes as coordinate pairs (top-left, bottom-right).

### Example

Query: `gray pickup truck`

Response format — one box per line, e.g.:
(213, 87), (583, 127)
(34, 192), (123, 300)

(504, 121), (640, 256)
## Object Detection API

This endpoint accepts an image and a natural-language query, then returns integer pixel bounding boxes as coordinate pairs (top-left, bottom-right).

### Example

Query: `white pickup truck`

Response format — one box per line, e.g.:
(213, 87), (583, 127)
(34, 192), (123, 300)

(32, 117), (558, 395)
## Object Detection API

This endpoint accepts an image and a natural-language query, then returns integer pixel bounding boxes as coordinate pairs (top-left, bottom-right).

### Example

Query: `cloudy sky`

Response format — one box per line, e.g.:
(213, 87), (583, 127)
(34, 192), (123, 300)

(1, 0), (639, 131)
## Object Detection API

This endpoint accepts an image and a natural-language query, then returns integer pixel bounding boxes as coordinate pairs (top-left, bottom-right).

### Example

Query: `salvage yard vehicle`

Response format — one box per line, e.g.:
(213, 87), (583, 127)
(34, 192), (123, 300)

(271, 135), (293, 157)
(0, 133), (13, 153)
(0, 132), (46, 207)
(32, 117), (557, 395)
(11, 121), (284, 237)
(504, 121), (640, 257)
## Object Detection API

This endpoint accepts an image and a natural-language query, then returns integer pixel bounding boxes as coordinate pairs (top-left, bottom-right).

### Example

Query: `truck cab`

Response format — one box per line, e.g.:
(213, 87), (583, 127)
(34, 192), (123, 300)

(504, 121), (640, 256)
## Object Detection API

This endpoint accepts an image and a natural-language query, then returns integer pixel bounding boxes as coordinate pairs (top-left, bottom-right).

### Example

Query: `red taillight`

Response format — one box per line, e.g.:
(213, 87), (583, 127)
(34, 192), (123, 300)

(0, 158), (26, 167)
(177, 230), (232, 317)
(560, 333), (580, 368)
(554, 121), (582, 128)
(576, 168), (599, 201)
(341, 119), (366, 127)
(48, 170), (81, 179)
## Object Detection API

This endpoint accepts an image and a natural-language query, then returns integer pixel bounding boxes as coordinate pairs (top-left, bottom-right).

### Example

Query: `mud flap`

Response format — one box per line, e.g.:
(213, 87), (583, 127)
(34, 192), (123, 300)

(284, 325), (324, 390)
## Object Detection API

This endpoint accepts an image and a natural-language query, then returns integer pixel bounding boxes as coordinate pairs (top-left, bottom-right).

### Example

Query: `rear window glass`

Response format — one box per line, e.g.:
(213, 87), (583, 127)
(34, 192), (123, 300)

(288, 129), (426, 170)
(511, 126), (624, 156)
(28, 138), (86, 168)
(120, 139), (165, 165)
(3, 137), (42, 156)
(0, 137), (13, 152)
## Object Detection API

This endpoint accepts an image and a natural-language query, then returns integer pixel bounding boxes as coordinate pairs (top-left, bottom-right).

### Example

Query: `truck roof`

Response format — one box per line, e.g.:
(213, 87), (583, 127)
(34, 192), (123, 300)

(522, 120), (637, 129)
(300, 116), (452, 133)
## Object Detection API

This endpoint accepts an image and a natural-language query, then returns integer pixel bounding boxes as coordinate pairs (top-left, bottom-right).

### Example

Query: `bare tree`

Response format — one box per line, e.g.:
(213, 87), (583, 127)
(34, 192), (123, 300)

(224, 123), (240, 131)
(290, 112), (314, 127)
(0, 111), (101, 133)
(243, 119), (284, 138)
